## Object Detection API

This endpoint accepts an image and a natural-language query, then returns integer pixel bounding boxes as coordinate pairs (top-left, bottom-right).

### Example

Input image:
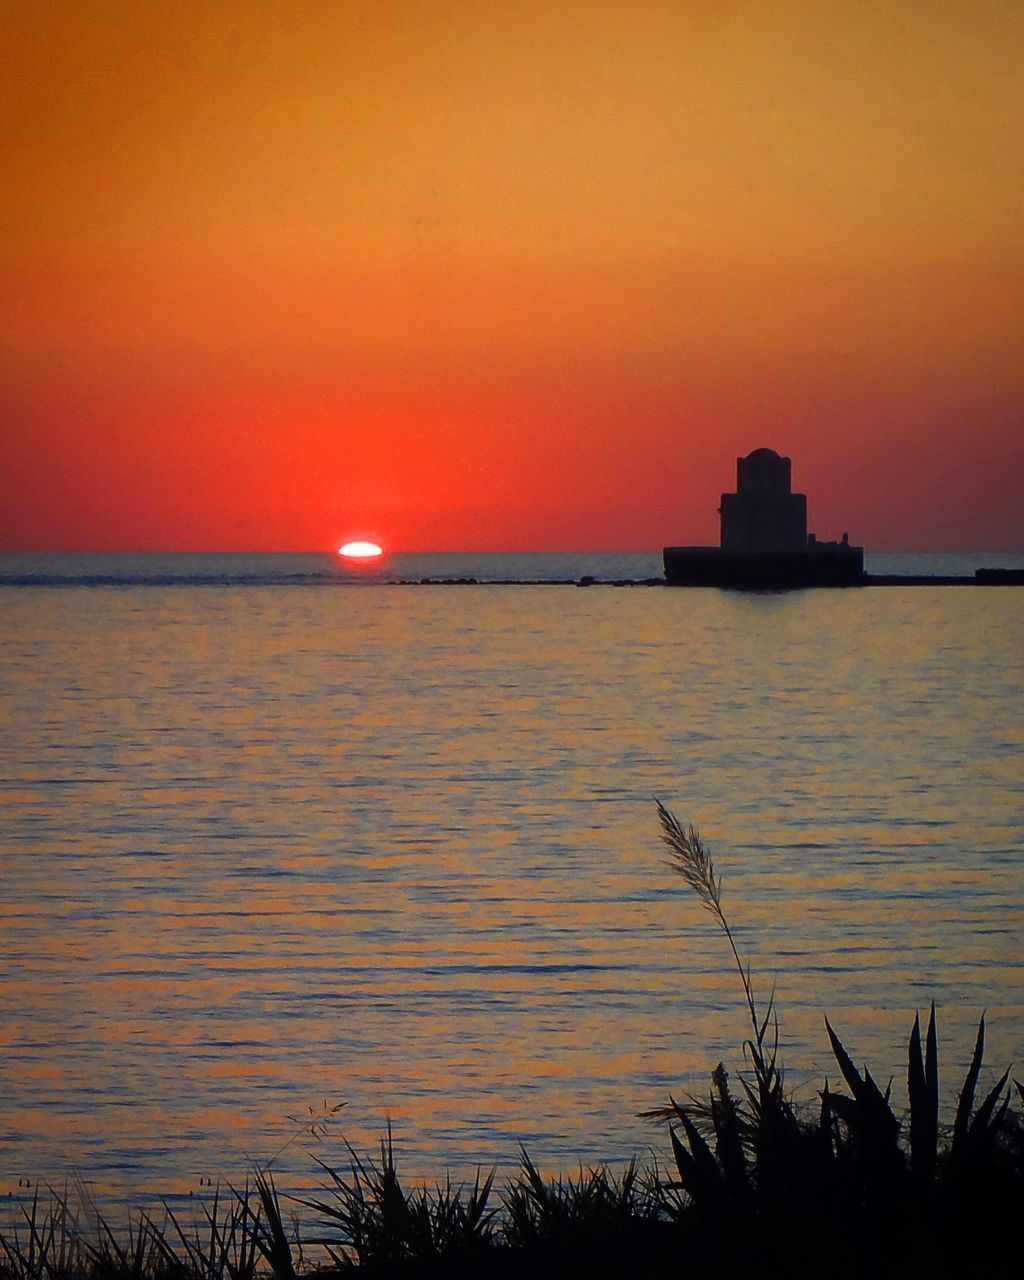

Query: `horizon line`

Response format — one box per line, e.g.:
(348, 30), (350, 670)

(3, 546), (1024, 557)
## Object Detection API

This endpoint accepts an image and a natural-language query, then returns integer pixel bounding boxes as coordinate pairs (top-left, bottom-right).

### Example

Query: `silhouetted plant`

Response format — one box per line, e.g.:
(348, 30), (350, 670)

(652, 801), (1021, 1274)
(80, 1209), (164, 1280)
(295, 1125), (496, 1272)
(497, 1151), (672, 1280)
(243, 1174), (294, 1280)
(650, 803), (819, 1215)
(502, 1149), (657, 1245)
(0, 1187), (78, 1280)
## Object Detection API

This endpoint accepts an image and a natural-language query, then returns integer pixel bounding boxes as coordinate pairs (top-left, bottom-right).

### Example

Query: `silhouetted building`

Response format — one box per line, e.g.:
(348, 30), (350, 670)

(720, 448), (807, 551)
(664, 448), (865, 588)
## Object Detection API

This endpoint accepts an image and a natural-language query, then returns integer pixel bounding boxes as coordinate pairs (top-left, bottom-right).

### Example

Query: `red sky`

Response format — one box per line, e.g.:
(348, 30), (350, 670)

(2, 1), (1022, 551)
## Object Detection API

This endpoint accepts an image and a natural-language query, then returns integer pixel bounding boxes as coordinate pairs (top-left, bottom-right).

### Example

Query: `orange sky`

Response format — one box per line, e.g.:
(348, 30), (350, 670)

(2, 0), (1022, 551)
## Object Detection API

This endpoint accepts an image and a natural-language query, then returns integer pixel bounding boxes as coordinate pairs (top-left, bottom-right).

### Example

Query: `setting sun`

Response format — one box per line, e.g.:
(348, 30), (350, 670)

(338, 540), (384, 560)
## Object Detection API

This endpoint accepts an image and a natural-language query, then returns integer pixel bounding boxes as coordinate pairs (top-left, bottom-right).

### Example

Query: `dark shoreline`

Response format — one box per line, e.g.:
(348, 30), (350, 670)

(402, 572), (1024, 587)
(2, 571), (1023, 588)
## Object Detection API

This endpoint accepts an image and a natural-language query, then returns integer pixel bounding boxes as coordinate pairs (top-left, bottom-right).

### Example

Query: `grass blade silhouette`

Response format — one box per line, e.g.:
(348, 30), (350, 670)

(907, 1004), (939, 1187)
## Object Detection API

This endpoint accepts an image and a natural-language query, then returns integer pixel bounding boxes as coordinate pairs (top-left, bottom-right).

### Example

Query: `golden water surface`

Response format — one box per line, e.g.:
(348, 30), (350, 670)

(1, 579), (1022, 1207)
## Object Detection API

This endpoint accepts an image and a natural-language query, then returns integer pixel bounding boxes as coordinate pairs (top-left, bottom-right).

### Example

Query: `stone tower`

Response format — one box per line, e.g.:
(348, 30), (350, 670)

(719, 448), (808, 552)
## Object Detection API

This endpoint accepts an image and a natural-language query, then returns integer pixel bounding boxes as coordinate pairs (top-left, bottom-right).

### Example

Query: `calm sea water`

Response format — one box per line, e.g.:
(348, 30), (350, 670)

(1, 552), (1022, 1210)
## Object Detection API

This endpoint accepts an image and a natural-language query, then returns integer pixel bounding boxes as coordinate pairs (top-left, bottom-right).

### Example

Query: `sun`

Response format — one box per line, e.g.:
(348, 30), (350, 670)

(338, 540), (384, 560)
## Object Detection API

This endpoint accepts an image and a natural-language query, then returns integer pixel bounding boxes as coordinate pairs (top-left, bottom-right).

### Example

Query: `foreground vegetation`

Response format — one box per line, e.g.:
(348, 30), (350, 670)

(4, 806), (1021, 1278)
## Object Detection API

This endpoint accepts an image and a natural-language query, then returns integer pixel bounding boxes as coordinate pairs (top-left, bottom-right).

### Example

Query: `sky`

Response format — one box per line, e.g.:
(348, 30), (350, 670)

(2, 0), (1022, 552)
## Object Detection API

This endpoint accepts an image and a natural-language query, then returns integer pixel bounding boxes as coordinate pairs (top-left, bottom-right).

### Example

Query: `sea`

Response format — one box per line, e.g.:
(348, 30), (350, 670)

(1, 550), (1022, 1213)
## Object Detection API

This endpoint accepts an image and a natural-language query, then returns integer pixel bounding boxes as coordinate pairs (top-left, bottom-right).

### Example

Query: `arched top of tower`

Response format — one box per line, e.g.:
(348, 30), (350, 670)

(736, 448), (792, 495)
